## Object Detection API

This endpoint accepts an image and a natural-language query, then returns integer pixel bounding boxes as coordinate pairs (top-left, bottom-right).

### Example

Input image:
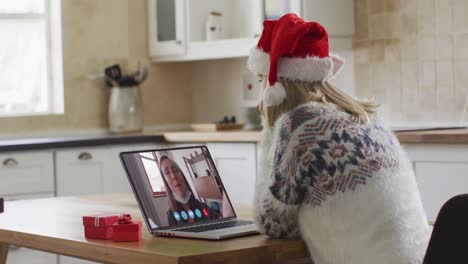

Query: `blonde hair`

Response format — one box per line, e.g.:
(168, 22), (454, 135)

(263, 78), (379, 127)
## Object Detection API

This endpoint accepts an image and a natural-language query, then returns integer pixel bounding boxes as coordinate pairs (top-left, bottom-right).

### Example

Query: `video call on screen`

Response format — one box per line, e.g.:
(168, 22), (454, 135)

(124, 146), (235, 228)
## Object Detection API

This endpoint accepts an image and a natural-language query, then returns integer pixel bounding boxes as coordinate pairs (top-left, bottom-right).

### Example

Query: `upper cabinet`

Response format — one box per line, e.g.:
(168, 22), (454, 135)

(148, 0), (301, 62)
(148, 0), (354, 62)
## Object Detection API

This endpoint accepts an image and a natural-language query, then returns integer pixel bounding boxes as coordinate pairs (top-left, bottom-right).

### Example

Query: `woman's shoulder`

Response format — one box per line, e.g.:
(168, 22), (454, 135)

(274, 101), (345, 135)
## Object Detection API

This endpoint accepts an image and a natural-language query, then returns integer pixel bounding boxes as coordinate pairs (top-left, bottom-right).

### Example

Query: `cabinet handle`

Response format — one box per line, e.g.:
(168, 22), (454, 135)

(78, 152), (93, 161)
(176, 40), (182, 45)
(2, 158), (18, 167)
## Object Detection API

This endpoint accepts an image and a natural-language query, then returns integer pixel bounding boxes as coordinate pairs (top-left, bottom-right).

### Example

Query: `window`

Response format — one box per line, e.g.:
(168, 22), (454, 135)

(0, 0), (63, 116)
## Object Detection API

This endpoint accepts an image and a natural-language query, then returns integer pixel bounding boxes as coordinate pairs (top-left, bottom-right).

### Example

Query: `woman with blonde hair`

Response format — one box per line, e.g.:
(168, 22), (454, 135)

(249, 14), (432, 263)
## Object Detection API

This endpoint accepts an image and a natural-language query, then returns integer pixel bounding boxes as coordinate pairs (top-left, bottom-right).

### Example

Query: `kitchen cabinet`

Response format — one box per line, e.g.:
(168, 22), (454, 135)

(148, 0), (301, 62)
(0, 151), (54, 197)
(56, 143), (161, 196)
(56, 147), (109, 196)
(148, 0), (186, 57)
(148, 0), (356, 62)
(206, 143), (257, 206)
(7, 246), (57, 264)
(404, 144), (468, 222)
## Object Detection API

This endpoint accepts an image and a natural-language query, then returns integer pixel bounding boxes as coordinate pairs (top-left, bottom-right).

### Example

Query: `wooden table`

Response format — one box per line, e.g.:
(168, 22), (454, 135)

(0, 194), (309, 264)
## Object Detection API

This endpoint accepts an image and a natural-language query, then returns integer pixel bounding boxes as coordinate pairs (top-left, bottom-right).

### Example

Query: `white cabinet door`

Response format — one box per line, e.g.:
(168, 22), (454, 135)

(0, 151), (54, 196)
(148, 0), (186, 57)
(415, 162), (468, 221)
(105, 143), (162, 193)
(56, 148), (109, 196)
(206, 143), (257, 206)
(404, 144), (468, 222)
(56, 144), (164, 197)
(7, 247), (57, 264)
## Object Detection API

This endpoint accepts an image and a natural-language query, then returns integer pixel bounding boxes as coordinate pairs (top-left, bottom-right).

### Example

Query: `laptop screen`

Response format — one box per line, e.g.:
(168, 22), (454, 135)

(120, 146), (236, 230)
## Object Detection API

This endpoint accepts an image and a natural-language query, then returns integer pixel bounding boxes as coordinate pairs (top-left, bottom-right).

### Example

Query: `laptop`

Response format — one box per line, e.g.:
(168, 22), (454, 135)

(120, 145), (258, 240)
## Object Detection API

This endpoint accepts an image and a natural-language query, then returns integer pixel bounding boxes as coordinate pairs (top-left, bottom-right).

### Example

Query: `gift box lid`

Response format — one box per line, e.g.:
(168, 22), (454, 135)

(113, 221), (142, 232)
(83, 214), (120, 227)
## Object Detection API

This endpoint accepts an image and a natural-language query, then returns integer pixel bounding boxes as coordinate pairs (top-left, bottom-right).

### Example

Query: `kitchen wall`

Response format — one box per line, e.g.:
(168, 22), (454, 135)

(0, 0), (193, 136)
(192, 38), (356, 124)
(354, 0), (468, 122)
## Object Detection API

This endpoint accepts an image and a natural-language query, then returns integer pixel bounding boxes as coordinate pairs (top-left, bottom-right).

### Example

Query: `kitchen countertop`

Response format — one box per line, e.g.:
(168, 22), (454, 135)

(164, 129), (468, 145)
(395, 128), (468, 144)
(1, 128), (468, 152)
(0, 133), (165, 152)
(163, 131), (261, 143)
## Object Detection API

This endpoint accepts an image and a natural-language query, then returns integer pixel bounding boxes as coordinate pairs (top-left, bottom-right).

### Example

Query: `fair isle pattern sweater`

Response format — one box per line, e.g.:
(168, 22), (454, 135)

(255, 102), (430, 264)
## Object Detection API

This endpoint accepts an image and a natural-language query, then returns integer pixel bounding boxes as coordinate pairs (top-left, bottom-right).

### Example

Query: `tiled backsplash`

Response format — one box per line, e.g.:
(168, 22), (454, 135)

(354, 0), (468, 122)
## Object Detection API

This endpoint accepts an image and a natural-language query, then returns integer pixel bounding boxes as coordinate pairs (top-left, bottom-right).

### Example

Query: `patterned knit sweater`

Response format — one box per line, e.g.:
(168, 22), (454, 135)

(255, 101), (430, 264)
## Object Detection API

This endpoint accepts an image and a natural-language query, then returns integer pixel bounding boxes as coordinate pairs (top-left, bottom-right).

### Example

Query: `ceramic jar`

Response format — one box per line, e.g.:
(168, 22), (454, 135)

(108, 86), (143, 133)
(206, 11), (223, 41)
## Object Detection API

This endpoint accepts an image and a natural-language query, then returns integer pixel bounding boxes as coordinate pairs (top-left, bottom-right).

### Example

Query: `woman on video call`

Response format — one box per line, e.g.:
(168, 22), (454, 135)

(159, 155), (223, 225)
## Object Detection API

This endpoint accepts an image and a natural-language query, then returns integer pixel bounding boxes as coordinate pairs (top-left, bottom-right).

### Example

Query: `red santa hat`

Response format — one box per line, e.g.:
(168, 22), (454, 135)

(248, 13), (345, 107)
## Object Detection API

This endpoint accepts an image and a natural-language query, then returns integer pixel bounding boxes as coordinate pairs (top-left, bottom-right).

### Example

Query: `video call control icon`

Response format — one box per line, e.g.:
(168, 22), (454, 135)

(181, 210), (188, 220)
(194, 208), (202, 218)
(202, 208), (209, 217)
(188, 210), (195, 219)
(173, 211), (181, 221)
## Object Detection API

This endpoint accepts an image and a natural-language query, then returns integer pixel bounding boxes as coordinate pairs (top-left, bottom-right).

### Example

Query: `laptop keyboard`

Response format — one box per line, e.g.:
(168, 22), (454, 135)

(174, 220), (253, 233)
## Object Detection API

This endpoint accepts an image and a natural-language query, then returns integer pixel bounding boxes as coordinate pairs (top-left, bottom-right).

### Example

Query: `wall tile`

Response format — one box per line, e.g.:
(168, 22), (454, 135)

(419, 61), (436, 87)
(370, 40), (386, 62)
(355, 64), (373, 98)
(436, 61), (454, 87)
(453, 0), (468, 33)
(435, 0), (453, 34)
(355, 13), (369, 41)
(418, 35), (436, 61)
(369, 0), (385, 14)
(436, 85), (457, 121)
(352, 0), (467, 122)
(436, 35), (454, 60)
(400, 36), (419, 60)
(355, 0), (368, 16)
(354, 41), (371, 64)
(387, 12), (402, 38)
(454, 34), (468, 59)
(384, 39), (401, 62)
(418, 85), (438, 116)
(417, 0), (436, 36)
(385, 0), (401, 12)
(401, 61), (419, 90)
(400, 9), (418, 37)
(454, 60), (468, 91)
(369, 14), (388, 40)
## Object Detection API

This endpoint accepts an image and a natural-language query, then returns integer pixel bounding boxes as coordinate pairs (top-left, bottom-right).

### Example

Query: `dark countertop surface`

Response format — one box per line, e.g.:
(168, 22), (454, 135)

(1, 127), (468, 153)
(0, 133), (165, 152)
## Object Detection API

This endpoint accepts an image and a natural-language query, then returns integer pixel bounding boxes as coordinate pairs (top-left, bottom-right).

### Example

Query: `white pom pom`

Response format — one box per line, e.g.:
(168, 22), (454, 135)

(263, 82), (287, 107)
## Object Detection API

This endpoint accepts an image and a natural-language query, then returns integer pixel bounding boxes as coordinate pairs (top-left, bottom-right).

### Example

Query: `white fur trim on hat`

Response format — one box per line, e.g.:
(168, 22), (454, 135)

(247, 48), (345, 82)
(263, 82), (287, 107)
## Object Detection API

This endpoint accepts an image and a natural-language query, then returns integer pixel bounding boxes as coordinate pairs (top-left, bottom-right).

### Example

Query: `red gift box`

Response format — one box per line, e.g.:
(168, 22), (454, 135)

(113, 214), (142, 242)
(83, 214), (119, 240)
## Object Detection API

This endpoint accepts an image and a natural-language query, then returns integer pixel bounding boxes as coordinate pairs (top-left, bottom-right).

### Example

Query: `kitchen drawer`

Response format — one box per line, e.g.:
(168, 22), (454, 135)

(7, 246), (57, 264)
(56, 148), (109, 196)
(0, 152), (54, 196)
